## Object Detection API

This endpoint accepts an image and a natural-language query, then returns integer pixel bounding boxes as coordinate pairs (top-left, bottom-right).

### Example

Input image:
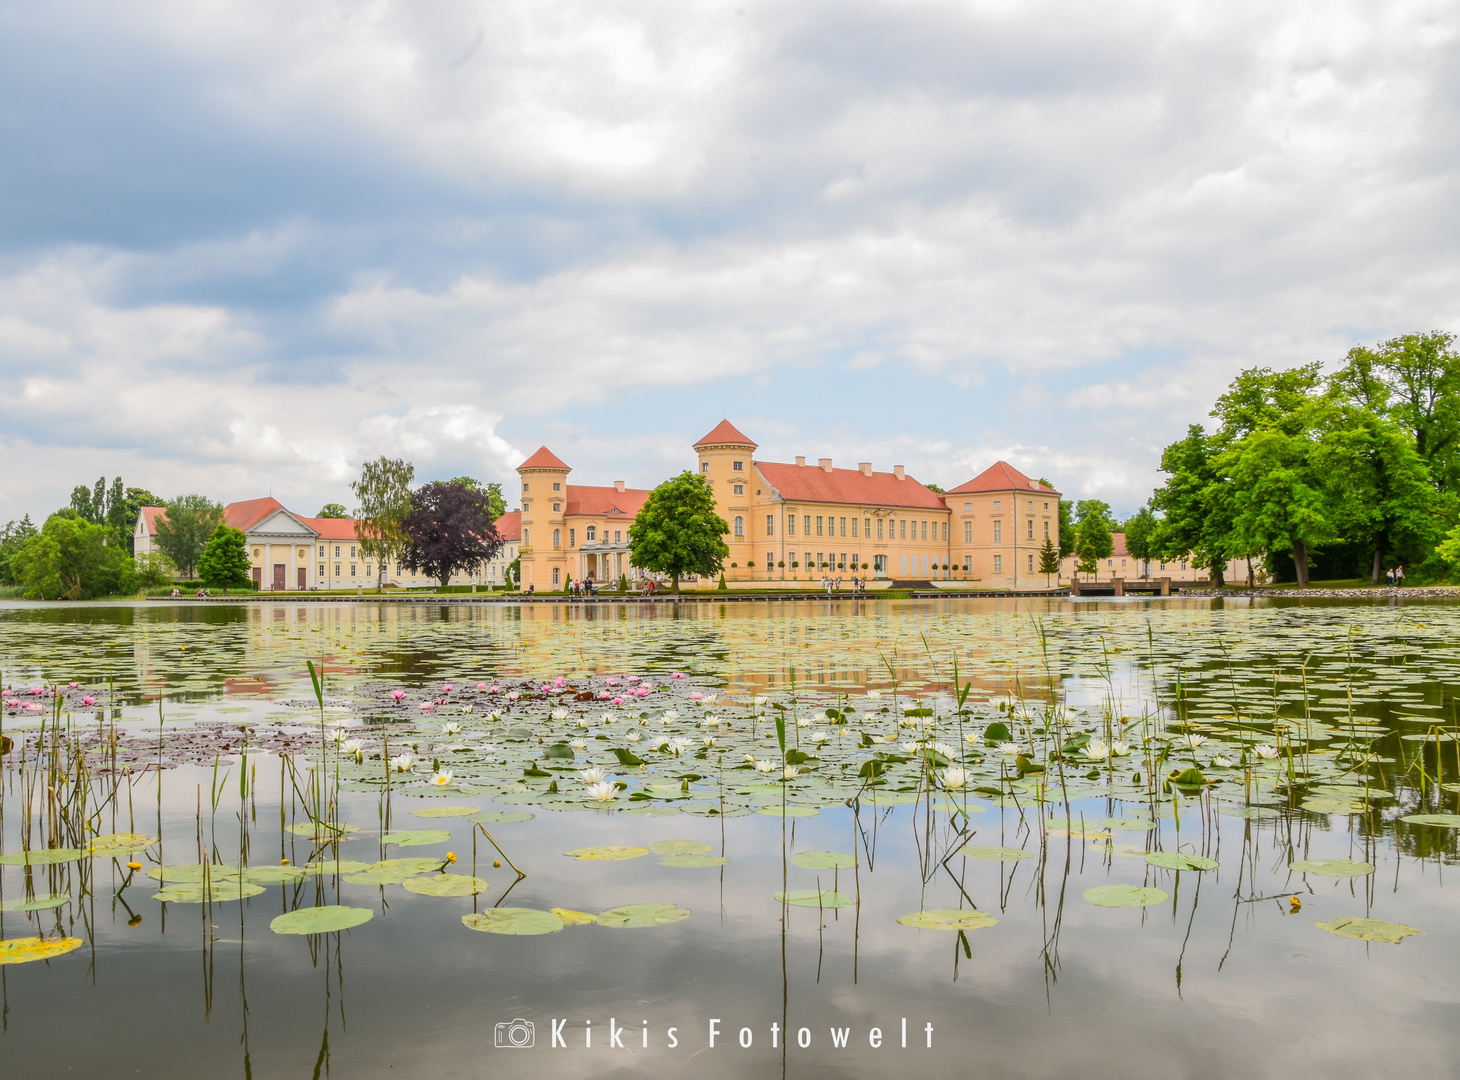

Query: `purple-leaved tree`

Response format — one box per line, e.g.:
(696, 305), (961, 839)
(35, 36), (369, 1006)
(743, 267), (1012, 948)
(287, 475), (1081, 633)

(400, 482), (504, 587)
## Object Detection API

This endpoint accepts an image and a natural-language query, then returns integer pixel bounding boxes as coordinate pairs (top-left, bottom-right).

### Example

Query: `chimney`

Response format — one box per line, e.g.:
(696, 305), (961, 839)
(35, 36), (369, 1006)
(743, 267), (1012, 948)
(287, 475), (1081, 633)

(893, 465), (905, 480)
(614, 480), (625, 492)
(795, 456), (806, 467)
(858, 462), (872, 477)
(818, 458), (833, 472)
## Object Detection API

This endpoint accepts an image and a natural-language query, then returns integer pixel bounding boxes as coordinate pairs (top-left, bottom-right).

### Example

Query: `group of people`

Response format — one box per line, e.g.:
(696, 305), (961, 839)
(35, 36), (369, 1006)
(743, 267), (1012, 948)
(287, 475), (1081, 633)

(1386, 565), (1406, 587)
(567, 578), (599, 597)
(819, 576), (867, 594)
(170, 587), (213, 598)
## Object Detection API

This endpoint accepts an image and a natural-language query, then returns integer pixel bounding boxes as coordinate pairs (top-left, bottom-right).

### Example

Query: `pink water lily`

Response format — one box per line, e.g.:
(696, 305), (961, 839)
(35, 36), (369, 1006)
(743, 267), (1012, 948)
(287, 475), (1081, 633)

(598, 692), (611, 700)
(554, 676), (566, 688)
(689, 692), (703, 702)
(612, 697), (624, 706)
(606, 678), (619, 686)
(82, 696), (96, 706)
(391, 689), (406, 702)
(671, 672), (684, 679)
(477, 683), (487, 691)
(626, 676), (640, 683)
(442, 683), (454, 693)
(68, 682), (80, 688)
(419, 702), (434, 711)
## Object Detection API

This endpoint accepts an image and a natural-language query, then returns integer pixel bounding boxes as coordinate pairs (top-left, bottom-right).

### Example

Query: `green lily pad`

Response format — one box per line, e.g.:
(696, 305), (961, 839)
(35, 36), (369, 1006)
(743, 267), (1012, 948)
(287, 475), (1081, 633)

(551, 908), (600, 925)
(271, 905), (373, 935)
(343, 857), (444, 884)
(0, 936), (82, 964)
(1301, 796), (1366, 814)
(659, 854), (731, 867)
(243, 865), (311, 884)
(381, 830), (451, 847)
(147, 864), (244, 883)
(468, 810), (535, 824)
(620, 805), (682, 818)
(462, 908), (564, 935)
(1316, 917), (1422, 944)
(790, 850), (856, 870)
(0, 848), (85, 866)
(754, 805), (820, 817)
(410, 806), (481, 819)
(1291, 859), (1375, 877)
(305, 860), (373, 875)
(1400, 814), (1460, 827)
(155, 880), (265, 904)
(1146, 851), (1218, 871)
(564, 846), (649, 862)
(596, 903), (693, 927)
(1084, 884), (1169, 908)
(0, 894), (68, 912)
(957, 845), (1031, 861)
(649, 839), (713, 856)
(285, 822), (357, 837)
(775, 889), (854, 909)
(403, 874), (490, 897)
(1223, 806), (1281, 819)
(896, 909), (998, 930)
(89, 833), (157, 856)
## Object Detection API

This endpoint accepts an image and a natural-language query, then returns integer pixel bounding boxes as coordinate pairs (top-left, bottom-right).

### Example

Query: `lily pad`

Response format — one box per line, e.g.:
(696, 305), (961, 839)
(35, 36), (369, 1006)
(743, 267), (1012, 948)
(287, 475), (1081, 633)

(147, 864), (244, 883)
(1400, 814), (1460, 828)
(551, 908), (600, 925)
(1316, 917), (1422, 944)
(462, 908), (564, 935)
(1084, 884), (1169, 908)
(0, 894), (68, 912)
(649, 839), (713, 856)
(410, 806), (481, 819)
(381, 830), (451, 847)
(305, 859), (373, 875)
(1290, 859), (1375, 877)
(243, 865), (311, 884)
(564, 846), (649, 862)
(1146, 851), (1218, 871)
(0, 848), (85, 866)
(155, 880), (265, 904)
(89, 833), (157, 856)
(659, 854), (731, 867)
(790, 850), (856, 871)
(596, 903), (693, 927)
(469, 810), (535, 824)
(271, 905), (374, 935)
(285, 822), (357, 837)
(957, 845), (1031, 861)
(0, 937), (83, 964)
(754, 805), (820, 817)
(896, 909), (999, 930)
(403, 874), (490, 897)
(775, 889), (854, 909)
(343, 857), (443, 884)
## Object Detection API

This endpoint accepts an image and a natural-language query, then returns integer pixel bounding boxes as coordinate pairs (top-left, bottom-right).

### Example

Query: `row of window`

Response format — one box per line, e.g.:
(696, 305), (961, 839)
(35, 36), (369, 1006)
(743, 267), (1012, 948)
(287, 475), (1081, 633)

(779, 514), (949, 541)
(980, 519), (1050, 543)
(521, 481), (562, 493)
(538, 527), (626, 550)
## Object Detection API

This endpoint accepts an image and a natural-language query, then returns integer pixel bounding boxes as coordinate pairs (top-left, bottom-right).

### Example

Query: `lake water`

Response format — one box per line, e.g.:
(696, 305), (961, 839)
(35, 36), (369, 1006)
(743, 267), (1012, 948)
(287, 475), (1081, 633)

(0, 596), (1456, 1079)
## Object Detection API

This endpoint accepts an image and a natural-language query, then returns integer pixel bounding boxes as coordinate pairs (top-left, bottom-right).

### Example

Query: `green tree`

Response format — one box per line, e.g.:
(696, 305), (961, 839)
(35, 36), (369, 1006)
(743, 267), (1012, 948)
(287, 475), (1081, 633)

(1075, 533), (1099, 580)
(1074, 500), (1115, 560)
(627, 472), (730, 594)
(113, 486), (161, 552)
(924, 483), (946, 494)
(197, 525), (253, 591)
(0, 516), (38, 585)
(12, 515), (130, 599)
(1122, 505), (1158, 576)
(1150, 425), (1234, 587)
(352, 457), (416, 593)
(153, 494), (224, 578)
(317, 503), (349, 519)
(439, 477), (508, 521)
(1037, 535), (1060, 584)
(131, 552), (176, 590)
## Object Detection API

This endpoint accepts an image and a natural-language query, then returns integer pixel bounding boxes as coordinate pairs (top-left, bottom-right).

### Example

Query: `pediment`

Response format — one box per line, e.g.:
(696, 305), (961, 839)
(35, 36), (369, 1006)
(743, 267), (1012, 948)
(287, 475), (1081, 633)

(247, 510), (317, 537)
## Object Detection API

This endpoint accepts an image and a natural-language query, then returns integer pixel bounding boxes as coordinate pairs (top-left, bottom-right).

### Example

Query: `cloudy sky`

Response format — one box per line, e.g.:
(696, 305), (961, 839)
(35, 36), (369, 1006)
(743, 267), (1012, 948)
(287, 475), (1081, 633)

(1, 0), (1456, 522)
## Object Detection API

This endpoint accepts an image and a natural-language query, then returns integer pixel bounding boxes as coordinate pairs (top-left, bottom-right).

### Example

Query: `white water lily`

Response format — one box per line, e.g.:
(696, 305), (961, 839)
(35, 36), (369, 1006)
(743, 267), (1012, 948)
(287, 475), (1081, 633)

(649, 737), (667, 750)
(431, 770), (453, 787)
(899, 740), (921, 755)
(702, 714), (719, 726)
(940, 767), (969, 790)
(551, 709), (568, 721)
(744, 754), (757, 763)
(783, 765), (798, 779)
(1083, 740), (1111, 760)
(489, 710), (503, 721)
(998, 742), (1021, 756)
(1253, 744), (1279, 760)
(866, 690), (882, 700)
(580, 767), (607, 784)
(389, 753), (413, 773)
(599, 712), (618, 724)
(569, 738), (588, 750)
(1182, 734), (1208, 748)
(755, 759), (777, 773)
(587, 782), (617, 802)
(441, 722), (463, 737)
(703, 736), (716, 747)
(342, 739), (365, 763)
(1110, 741), (1132, 756)
(753, 696), (768, 706)
(626, 731), (642, 743)
(1212, 754), (1234, 768)
(931, 742), (956, 758)
(666, 737), (693, 757)
(661, 710), (679, 722)
(810, 730), (830, 745)
(701, 694), (717, 705)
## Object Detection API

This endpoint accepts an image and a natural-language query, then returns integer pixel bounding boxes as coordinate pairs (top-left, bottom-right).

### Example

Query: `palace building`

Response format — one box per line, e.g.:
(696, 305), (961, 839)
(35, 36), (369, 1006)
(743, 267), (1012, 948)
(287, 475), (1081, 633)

(516, 420), (1062, 590)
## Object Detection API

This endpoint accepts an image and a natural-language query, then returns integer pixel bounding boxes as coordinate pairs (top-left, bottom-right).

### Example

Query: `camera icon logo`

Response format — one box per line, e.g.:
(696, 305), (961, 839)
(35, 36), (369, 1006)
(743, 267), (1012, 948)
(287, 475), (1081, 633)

(495, 1019), (535, 1049)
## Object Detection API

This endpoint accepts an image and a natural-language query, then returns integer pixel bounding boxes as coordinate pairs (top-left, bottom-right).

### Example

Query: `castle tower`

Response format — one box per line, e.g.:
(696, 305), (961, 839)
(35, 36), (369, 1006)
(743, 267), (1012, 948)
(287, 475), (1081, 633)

(516, 446), (571, 590)
(692, 420), (758, 581)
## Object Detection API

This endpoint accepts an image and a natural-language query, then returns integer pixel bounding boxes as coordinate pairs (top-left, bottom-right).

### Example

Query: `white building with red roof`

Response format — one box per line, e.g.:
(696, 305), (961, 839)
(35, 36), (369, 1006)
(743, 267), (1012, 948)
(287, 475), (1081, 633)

(516, 420), (1063, 590)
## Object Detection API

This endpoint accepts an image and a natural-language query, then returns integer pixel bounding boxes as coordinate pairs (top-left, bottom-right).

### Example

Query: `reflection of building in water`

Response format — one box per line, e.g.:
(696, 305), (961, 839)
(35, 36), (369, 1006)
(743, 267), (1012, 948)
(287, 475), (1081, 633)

(1059, 532), (1266, 583)
(134, 498), (520, 591)
(518, 420), (1063, 591)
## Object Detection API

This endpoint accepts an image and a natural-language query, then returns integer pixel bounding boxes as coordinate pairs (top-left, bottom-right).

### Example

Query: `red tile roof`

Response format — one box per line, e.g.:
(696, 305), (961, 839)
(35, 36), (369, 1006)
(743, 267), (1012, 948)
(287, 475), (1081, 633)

(693, 419), (756, 449)
(565, 485), (652, 518)
(493, 509), (522, 541)
(755, 461), (947, 509)
(223, 497), (288, 531)
(946, 461), (1058, 496)
(138, 507), (167, 533)
(518, 446), (571, 471)
(299, 516), (360, 541)
(1111, 531), (1128, 558)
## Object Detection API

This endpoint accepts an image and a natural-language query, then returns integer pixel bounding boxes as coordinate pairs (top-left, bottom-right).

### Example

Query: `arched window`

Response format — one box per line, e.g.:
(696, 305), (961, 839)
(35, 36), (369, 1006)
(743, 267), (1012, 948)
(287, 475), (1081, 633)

(553, 529), (561, 549)
(734, 516), (744, 537)
(586, 526), (596, 542)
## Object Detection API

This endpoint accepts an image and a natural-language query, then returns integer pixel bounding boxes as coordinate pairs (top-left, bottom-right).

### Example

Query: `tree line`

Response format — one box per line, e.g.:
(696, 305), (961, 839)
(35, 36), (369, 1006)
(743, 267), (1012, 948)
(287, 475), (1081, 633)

(1113, 331), (1460, 587)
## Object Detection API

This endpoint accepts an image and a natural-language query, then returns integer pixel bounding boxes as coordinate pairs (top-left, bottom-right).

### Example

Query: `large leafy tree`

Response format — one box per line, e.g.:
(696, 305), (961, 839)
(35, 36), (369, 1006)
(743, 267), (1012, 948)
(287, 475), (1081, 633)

(1073, 500), (1115, 562)
(197, 525), (253, 591)
(1150, 425), (1234, 586)
(352, 457), (415, 592)
(153, 494), (223, 578)
(627, 472), (730, 594)
(1122, 505), (1158, 576)
(0, 516), (38, 585)
(400, 482), (503, 587)
(439, 476), (508, 521)
(12, 515), (130, 599)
